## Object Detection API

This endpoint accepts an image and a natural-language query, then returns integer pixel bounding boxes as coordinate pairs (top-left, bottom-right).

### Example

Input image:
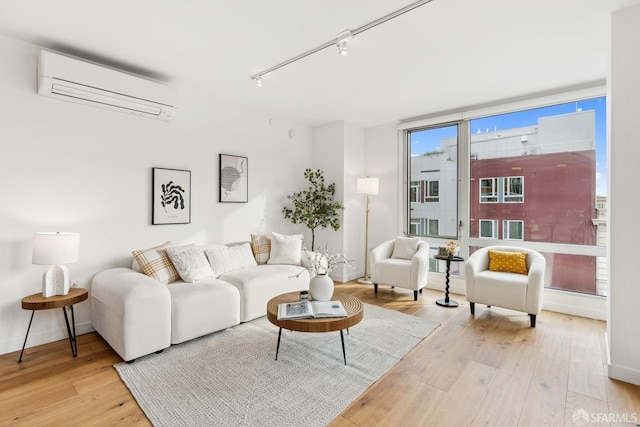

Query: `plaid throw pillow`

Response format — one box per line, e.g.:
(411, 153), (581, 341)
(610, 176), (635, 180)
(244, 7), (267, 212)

(132, 241), (180, 284)
(250, 234), (271, 264)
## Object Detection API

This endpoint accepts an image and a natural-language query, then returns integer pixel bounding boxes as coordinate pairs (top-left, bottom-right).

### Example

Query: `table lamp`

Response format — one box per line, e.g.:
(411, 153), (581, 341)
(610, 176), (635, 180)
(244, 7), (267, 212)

(357, 177), (379, 284)
(32, 232), (80, 297)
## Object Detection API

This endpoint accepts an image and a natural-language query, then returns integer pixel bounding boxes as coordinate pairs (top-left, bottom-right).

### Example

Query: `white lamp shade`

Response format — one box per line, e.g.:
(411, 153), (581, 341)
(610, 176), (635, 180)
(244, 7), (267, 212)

(32, 232), (80, 265)
(357, 177), (379, 195)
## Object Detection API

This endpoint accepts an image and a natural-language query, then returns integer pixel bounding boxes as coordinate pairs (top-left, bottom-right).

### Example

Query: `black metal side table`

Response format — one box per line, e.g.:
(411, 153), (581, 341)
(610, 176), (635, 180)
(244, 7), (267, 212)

(434, 255), (464, 307)
(18, 288), (88, 363)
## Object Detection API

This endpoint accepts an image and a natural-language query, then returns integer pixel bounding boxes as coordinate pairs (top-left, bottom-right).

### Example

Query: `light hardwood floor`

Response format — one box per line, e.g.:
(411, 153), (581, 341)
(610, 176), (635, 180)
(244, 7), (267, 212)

(1, 282), (638, 426)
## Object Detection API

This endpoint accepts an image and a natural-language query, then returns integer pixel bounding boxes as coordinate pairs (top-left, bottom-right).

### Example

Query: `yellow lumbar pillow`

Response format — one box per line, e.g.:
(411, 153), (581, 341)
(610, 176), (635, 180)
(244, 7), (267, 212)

(488, 250), (528, 275)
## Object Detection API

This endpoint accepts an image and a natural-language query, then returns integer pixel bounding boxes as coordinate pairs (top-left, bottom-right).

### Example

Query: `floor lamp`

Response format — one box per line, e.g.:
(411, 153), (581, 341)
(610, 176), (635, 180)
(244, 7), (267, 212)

(357, 177), (379, 284)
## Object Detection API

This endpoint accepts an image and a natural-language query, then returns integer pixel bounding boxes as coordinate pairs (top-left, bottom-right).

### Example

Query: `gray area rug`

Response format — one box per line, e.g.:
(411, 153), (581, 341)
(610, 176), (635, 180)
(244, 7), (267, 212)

(115, 303), (439, 427)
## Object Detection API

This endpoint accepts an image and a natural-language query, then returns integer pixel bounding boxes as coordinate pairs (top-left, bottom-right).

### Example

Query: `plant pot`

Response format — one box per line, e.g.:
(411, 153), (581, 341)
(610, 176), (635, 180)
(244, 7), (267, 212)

(309, 273), (334, 301)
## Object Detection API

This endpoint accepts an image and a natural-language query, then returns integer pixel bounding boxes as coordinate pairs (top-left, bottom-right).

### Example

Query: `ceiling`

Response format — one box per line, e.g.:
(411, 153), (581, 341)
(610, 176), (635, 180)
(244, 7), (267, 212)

(0, 0), (639, 128)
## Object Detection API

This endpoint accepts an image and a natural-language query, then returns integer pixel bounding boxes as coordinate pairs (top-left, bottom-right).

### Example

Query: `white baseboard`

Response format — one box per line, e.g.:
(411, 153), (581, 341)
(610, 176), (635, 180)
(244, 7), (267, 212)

(541, 288), (606, 320)
(426, 275), (466, 296)
(608, 362), (640, 387)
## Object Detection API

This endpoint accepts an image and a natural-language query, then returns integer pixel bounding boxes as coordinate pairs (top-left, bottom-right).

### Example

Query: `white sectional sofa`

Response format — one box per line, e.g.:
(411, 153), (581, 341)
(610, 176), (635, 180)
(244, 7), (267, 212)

(91, 237), (311, 362)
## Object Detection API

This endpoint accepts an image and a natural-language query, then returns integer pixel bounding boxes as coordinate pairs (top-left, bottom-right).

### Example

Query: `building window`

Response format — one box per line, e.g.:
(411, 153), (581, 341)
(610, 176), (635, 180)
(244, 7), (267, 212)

(409, 219), (420, 235)
(480, 178), (498, 203)
(428, 219), (439, 235)
(410, 181), (420, 203)
(479, 219), (498, 238)
(504, 176), (524, 203)
(425, 180), (439, 202)
(503, 220), (524, 240)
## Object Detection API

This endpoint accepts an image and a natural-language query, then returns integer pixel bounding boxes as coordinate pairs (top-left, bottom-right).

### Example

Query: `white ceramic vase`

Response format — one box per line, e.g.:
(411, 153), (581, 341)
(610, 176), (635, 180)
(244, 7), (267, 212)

(309, 273), (334, 301)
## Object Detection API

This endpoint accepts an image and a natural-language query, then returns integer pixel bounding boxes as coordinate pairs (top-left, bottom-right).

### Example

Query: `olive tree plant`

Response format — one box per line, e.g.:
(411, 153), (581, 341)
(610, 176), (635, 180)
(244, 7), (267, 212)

(282, 168), (344, 250)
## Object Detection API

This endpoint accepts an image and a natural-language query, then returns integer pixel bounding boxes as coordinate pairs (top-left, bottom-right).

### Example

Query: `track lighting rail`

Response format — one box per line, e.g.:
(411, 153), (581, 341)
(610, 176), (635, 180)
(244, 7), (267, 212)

(249, 0), (435, 84)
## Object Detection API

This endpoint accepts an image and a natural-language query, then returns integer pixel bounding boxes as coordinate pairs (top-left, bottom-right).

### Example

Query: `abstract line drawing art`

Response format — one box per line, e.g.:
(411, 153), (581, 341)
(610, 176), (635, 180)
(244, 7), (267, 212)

(219, 154), (248, 203)
(152, 167), (191, 224)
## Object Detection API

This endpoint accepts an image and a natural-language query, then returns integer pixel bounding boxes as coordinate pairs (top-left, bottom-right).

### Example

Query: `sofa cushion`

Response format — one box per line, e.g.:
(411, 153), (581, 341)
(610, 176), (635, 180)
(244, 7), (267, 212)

(220, 264), (309, 322)
(166, 245), (216, 282)
(391, 236), (420, 260)
(205, 243), (257, 276)
(267, 232), (303, 265)
(374, 258), (412, 288)
(166, 279), (241, 344)
(474, 270), (528, 311)
(132, 241), (180, 284)
(250, 234), (271, 264)
(488, 250), (528, 275)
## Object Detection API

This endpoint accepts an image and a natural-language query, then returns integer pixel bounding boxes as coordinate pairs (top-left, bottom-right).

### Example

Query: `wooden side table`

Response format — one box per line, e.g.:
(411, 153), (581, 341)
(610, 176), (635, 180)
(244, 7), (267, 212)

(434, 255), (464, 308)
(18, 287), (88, 363)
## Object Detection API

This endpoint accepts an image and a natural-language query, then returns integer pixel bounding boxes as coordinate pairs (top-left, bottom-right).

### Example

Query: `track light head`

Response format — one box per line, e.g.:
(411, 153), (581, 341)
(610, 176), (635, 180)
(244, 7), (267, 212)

(335, 30), (353, 56)
(254, 76), (262, 87)
(337, 41), (348, 55)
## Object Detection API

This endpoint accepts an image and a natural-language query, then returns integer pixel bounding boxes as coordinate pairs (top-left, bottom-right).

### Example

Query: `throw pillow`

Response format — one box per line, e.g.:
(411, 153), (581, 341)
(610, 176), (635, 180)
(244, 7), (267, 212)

(165, 245), (216, 282)
(132, 241), (180, 284)
(205, 243), (257, 276)
(488, 250), (528, 275)
(250, 234), (271, 265)
(267, 232), (303, 265)
(391, 236), (420, 260)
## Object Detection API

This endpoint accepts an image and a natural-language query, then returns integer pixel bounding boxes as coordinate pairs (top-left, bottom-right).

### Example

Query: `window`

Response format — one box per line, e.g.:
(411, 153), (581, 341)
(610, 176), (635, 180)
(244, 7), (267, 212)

(504, 176), (524, 203)
(479, 220), (498, 238)
(503, 220), (524, 240)
(468, 97), (606, 295)
(480, 178), (498, 203)
(409, 218), (438, 237)
(410, 181), (420, 203)
(480, 177), (523, 203)
(409, 219), (420, 235)
(407, 124), (458, 239)
(406, 93), (607, 297)
(428, 219), (439, 235)
(425, 180), (439, 202)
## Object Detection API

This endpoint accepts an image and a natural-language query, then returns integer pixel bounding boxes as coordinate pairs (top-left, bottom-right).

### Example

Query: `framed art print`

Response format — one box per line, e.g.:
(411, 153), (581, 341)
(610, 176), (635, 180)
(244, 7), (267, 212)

(152, 167), (191, 224)
(219, 154), (248, 203)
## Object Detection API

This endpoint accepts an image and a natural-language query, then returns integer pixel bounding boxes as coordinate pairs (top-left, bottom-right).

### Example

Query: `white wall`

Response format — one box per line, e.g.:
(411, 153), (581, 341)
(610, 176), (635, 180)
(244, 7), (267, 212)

(608, 5), (640, 386)
(342, 122), (365, 281)
(312, 121), (365, 282)
(364, 124), (401, 248)
(0, 35), (313, 355)
(311, 122), (345, 257)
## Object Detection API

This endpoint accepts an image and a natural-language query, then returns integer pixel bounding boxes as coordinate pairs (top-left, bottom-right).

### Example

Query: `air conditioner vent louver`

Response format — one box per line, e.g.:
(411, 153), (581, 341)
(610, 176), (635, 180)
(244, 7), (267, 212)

(38, 51), (177, 121)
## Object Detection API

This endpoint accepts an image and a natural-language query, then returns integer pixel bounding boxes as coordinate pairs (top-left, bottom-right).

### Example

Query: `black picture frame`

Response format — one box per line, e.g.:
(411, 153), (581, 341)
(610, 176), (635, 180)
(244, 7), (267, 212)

(219, 154), (248, 203)
(152, 167), (191, 224)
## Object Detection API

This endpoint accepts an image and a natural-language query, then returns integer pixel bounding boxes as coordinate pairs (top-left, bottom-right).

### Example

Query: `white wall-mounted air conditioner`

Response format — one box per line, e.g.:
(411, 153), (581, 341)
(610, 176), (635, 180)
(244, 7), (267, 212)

(38, 51), (178, 121)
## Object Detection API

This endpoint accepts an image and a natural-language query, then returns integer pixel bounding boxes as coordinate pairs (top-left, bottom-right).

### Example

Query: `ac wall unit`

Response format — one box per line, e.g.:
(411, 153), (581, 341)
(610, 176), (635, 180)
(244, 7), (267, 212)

(38, 51), (178, 121)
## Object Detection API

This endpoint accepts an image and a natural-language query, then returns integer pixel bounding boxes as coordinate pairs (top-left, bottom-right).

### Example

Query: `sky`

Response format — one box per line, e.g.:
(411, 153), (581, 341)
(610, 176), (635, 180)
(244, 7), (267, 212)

(410, 96), (607, 196)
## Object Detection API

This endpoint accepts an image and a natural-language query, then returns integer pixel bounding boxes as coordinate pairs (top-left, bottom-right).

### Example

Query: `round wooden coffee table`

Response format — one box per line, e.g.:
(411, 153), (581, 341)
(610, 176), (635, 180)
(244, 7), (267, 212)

(266, 292), (363, 365)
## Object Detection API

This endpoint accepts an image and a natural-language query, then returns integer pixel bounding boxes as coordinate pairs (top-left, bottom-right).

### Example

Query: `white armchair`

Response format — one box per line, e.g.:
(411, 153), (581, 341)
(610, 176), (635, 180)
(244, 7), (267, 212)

(370, 238), (430, 301)
(464, 246), (546, 327)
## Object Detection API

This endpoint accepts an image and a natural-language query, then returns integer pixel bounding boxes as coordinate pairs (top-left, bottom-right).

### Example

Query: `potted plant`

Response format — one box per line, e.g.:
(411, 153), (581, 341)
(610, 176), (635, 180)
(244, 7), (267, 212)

(282, 168), (344, 250)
